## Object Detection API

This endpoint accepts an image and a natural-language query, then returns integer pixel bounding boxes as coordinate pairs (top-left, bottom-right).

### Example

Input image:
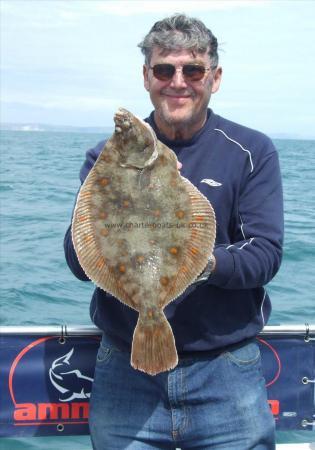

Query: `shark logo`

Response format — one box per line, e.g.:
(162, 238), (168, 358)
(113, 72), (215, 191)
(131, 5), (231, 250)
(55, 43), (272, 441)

(49, 348), (94, 402)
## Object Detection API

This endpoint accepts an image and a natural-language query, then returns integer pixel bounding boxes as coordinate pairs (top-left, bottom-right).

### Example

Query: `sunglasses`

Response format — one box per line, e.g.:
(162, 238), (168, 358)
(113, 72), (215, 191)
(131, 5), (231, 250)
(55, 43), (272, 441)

(150, 63), (211, 82)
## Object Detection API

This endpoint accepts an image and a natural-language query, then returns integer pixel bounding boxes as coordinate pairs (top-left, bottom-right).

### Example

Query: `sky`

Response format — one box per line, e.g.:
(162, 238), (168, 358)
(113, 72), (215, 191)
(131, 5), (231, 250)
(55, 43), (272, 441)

(1, 0), (315, 138)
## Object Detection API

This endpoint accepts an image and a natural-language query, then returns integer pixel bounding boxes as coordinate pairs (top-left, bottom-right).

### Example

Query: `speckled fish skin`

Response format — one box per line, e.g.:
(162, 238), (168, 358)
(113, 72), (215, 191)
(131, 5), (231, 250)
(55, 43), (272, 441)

(72, 108), (216, 375)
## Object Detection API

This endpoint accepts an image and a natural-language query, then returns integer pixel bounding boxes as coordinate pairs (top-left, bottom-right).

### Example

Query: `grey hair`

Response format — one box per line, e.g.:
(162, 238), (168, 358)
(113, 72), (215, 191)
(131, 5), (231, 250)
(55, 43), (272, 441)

(138, 13), (219, 69)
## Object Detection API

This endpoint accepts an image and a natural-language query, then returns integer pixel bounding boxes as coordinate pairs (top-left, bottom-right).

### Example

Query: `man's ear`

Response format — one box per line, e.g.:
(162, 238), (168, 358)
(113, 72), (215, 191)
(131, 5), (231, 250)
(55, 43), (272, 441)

(211, 66), (222, 94)
(143, 65), (150, 92)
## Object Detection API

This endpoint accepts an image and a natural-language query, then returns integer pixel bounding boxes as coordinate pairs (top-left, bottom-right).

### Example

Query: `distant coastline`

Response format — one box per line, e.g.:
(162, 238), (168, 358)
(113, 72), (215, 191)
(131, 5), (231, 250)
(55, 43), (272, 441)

(0, 123), (113, 134)
(1, 122), (314, 140)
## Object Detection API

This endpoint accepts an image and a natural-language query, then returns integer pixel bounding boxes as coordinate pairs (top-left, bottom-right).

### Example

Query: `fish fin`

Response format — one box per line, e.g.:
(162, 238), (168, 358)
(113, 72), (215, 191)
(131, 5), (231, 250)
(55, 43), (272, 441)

(131, 312), (178, 376)
(71, 173), (137, 309)
(160, 176), (216, 306)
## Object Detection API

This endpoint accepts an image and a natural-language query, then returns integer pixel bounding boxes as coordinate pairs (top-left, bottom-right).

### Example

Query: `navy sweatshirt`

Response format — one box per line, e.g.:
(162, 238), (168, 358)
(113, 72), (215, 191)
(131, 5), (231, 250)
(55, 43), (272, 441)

(64, 109), (284, 353)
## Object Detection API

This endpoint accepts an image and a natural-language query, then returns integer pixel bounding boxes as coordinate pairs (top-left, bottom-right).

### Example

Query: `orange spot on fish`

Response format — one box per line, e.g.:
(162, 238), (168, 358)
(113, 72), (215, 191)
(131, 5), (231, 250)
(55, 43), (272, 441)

(99, 177), (110, 187)
(195, 215), (204, 222)
(180, 266), (188, 274)
(169, 247), (179, 255)
(78, 215), (88, 222)
(118, 264), (126, 274)
(160, 276), (169, 286)
(83, 235), (93, 243)
(190, 247), (199, 255)
(99, 212), (108, 219)
(100, 228), (109, 237)
(175, 210), (185, 219)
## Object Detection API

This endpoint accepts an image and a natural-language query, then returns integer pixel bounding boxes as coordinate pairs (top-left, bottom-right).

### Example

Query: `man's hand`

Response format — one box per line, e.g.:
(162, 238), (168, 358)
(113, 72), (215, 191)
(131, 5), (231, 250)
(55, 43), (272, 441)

(193, 255), (216, 286)
(181, 255), (216, 299)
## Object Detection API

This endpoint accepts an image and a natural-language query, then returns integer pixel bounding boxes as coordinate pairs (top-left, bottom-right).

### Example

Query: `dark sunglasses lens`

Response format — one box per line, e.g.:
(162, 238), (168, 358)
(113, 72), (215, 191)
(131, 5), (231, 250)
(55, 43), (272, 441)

(183, 65), (206, 81)
(153, 64), (175, 81)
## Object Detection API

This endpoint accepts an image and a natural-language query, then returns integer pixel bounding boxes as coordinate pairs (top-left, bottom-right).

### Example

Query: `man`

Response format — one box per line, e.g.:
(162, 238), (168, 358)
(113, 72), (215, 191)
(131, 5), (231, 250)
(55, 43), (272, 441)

(64, 13), (283, 450)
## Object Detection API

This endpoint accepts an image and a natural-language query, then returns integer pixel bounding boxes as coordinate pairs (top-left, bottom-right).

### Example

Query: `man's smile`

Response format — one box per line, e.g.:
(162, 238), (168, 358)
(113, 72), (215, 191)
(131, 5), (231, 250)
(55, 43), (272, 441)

(162, 91), (192, 99)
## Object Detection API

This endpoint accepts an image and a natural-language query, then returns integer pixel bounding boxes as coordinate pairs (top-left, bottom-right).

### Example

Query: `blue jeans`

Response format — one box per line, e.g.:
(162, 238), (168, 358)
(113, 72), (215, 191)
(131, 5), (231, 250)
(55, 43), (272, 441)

(89, 334), (275, 449)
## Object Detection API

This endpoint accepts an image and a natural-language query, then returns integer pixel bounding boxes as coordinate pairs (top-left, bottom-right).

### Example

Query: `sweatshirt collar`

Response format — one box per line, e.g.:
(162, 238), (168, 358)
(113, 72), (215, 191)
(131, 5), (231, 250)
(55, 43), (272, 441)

(145, 109), (217, 148)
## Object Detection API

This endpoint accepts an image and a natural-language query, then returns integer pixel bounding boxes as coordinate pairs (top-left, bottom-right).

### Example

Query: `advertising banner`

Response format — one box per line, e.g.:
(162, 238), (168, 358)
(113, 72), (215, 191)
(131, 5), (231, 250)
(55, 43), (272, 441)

(0, 328), (314, 437)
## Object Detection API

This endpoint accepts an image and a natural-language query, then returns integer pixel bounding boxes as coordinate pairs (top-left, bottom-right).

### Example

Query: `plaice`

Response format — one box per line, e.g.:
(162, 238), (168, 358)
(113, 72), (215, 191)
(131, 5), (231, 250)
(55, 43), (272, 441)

(72, 108), (216, 375)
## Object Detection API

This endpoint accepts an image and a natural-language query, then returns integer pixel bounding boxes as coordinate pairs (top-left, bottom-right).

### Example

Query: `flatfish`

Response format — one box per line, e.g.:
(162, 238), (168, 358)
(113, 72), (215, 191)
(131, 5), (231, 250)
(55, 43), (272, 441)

(72, 108), (216, 375)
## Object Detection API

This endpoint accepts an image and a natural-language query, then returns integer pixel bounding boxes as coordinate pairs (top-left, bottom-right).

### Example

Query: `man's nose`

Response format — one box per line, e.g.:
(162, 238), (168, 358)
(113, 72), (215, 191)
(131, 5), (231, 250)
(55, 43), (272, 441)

(169, 68), (188, 88)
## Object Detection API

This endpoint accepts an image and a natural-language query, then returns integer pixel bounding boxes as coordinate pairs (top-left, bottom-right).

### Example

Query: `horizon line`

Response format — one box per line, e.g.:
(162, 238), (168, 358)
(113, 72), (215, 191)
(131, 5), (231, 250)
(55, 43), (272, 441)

(1, 122), (314, 140)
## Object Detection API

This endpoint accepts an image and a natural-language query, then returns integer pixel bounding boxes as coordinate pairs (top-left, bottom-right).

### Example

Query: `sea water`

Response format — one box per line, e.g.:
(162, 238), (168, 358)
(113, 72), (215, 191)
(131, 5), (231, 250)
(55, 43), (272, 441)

(0, 131), (314, 448)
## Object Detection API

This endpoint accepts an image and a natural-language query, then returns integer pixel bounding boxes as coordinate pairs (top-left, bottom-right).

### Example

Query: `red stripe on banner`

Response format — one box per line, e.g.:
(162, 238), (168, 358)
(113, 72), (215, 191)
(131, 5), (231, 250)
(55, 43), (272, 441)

(8, 336), (57, 406)
(257, 337), (282, 387)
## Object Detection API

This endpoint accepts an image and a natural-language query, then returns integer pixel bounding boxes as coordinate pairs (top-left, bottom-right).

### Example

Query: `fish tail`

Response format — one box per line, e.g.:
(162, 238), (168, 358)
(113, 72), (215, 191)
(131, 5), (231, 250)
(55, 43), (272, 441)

(131, 311), (178, 376)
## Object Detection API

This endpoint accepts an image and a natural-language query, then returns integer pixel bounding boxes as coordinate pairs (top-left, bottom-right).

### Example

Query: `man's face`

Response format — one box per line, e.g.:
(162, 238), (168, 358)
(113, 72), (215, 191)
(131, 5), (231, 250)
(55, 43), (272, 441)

(143, 47), (222, 139)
